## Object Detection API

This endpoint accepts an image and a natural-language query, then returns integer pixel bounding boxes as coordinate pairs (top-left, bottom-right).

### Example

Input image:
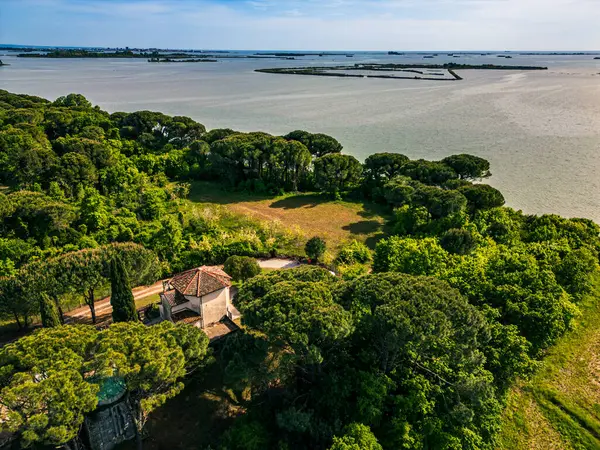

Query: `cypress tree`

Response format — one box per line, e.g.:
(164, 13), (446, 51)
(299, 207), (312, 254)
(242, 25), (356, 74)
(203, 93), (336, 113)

(39, 292), (61, 328)
(110, 256), (138, 322)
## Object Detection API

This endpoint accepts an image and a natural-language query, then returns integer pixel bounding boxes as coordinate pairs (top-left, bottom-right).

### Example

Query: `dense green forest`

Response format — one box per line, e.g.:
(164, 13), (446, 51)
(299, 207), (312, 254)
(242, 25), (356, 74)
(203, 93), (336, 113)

(0, 89), (598, 449)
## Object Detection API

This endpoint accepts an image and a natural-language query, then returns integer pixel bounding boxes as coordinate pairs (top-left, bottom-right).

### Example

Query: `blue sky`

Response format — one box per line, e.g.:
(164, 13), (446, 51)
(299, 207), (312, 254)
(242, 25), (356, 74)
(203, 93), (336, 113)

(2, 0), (599, 50)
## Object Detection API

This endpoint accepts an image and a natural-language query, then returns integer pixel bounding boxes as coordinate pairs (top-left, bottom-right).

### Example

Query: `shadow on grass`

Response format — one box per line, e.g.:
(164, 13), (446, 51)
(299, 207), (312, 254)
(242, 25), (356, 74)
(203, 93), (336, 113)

(364, 232), (389, 250)
(342, 220), (382, 235)
(188, 181), (275, 205)
(269, 194), (329, 210)
(0, 321), (40, 348)
(189, 181), (393, 216)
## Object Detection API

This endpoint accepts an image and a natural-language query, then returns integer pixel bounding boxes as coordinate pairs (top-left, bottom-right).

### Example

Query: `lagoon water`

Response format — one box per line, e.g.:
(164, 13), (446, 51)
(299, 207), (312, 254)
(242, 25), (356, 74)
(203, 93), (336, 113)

(1, 52), (599, 222)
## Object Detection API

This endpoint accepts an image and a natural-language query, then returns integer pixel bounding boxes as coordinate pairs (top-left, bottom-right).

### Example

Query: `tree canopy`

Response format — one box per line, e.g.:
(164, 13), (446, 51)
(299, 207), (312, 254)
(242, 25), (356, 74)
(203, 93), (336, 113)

(0, 322), (210, 449)
(110, 256), (137, 323)
(442, 154), (491, 180)
(224, 255), (261, 282)
(314, 153), (363, 196)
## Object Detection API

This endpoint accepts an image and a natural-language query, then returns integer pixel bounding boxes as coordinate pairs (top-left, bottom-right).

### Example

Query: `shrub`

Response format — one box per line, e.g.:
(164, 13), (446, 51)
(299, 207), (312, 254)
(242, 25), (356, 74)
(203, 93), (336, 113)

(145, 303), (161, 320)
(338, 263), (370, 281)
(373, 236), (448, 276)
(305, 236), (326, 262)
(440, 228), (477, 255)
(336, 240), (372, 265)
(224, 255), (261, 282)
(39, 293), (61, 328)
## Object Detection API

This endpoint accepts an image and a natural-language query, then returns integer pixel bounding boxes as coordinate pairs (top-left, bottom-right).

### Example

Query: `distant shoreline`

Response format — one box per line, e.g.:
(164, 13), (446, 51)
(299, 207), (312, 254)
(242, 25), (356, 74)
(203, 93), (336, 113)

(148, 58), (218, 63)
(2, 45), (600, 54)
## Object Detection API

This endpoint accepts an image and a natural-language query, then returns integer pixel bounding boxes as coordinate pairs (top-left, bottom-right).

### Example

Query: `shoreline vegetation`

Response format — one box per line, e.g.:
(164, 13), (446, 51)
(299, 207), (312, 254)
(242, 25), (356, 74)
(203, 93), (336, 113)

(256, 63), (548, 81)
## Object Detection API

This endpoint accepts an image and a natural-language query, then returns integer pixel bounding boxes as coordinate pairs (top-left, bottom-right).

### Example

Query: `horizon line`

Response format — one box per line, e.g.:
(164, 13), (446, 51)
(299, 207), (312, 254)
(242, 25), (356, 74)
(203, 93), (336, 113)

(2, 44), (600, 53)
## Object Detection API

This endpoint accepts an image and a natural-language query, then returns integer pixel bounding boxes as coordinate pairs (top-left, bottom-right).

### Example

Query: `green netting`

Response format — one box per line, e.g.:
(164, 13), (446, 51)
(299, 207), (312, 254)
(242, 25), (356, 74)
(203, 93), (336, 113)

(93, 377), (127, 403)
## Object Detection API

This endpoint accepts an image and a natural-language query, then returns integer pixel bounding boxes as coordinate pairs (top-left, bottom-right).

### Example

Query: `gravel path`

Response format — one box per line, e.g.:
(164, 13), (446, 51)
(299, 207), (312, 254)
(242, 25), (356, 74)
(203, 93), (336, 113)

(258, 258), (302, 270)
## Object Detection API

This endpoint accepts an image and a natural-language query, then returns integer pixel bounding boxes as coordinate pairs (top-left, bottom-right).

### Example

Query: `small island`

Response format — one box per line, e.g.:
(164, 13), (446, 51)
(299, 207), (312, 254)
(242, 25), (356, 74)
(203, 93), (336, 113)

(256, 62), (548, 81)
(13, 48), (304, 62)
(520, 52), (600, 56)
(18, 49), (199, 59)
(148, 57), (217, 63)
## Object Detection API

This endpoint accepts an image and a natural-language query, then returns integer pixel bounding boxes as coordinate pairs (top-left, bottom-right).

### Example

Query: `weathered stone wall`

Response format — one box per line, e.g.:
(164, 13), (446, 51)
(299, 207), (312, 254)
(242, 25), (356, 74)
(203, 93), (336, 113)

(201, 288), (228, 326)
(85, 399), (136, 450)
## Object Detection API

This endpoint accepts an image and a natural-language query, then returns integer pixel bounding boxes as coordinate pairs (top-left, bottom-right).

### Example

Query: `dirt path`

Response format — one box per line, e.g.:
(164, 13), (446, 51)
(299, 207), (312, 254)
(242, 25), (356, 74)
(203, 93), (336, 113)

(63, 258), (303, 324)
(64, 281), (165, 323)
(258, 258), (301, 270)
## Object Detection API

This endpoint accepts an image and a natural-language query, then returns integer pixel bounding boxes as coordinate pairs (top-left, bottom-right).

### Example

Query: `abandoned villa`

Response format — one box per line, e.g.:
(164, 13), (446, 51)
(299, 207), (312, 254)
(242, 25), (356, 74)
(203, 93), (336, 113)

(159, 265), (240, 329)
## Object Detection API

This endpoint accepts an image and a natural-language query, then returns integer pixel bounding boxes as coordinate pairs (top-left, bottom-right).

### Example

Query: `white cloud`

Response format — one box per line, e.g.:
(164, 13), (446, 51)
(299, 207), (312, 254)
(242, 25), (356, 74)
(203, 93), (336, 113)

(3, 0), (600, 49)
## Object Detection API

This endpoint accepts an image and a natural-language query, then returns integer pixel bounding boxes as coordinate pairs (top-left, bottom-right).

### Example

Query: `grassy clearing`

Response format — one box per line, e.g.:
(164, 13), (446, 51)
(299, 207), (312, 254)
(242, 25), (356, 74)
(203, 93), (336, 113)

(188, 182), (392, 252)
(498, 273), (600, 449)
(136, 292), (161, 309)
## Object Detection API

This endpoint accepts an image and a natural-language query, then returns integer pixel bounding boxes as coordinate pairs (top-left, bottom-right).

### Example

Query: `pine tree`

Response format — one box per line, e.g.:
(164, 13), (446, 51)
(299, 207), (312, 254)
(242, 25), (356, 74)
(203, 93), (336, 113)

(110, 256), (138, 322)
(39, 292), (61, 328)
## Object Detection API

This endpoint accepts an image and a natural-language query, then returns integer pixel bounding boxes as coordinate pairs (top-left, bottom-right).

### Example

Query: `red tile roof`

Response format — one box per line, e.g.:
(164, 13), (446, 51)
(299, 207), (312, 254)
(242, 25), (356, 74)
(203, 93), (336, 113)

(160, 290), (187, 307)
(169, 266), (232, 298)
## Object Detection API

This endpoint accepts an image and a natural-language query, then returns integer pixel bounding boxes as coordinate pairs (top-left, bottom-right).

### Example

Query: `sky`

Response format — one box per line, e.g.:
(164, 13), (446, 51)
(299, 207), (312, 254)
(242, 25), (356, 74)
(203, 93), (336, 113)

(1, 0), (599, 51)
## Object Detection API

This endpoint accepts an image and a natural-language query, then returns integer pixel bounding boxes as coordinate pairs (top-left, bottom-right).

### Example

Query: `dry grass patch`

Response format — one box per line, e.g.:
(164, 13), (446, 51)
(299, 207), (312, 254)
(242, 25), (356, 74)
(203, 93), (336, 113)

(189, 182), (391, 251)
(500, 387), (570, 450)
(498, 273), (600, 449)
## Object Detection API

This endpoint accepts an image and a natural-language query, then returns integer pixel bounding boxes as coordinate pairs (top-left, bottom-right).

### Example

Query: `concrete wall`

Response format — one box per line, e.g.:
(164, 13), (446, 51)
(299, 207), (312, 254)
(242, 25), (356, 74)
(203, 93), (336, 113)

(201, 288), (228, 326)
(171, 302), (192, 315)
(160, 297), (171, 320)
(225, 288), (231, 308)
(184, 295), (201, 313)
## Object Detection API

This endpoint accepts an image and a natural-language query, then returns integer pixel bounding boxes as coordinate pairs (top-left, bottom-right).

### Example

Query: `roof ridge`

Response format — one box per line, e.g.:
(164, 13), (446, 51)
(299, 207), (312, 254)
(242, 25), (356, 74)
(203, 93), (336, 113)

(203, 269), (225, 281)
(201, 270), (223, 296)
(170, 265), (231, 298)
(202, 265), (232, 278)
(182, 267), (200, 297)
